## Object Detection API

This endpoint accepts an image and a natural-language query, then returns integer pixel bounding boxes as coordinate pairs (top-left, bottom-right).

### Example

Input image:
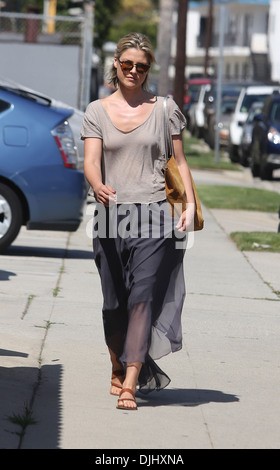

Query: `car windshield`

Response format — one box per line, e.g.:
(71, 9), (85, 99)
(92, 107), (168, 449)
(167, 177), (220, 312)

(247, 106), (263, 123)
(187, 85), (204, 103)
(241, 94), (270, 113)
(221, 96), (238, 113)
(0, 85), (51, 106)
(205, 86), (241, 105)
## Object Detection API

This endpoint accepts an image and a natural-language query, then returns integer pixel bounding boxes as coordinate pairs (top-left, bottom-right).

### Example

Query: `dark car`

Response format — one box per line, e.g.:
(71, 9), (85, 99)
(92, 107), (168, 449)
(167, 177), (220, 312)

(240, 101), (264, 166)
(0, 83), (87, 251)
(251, 92), (280, 180)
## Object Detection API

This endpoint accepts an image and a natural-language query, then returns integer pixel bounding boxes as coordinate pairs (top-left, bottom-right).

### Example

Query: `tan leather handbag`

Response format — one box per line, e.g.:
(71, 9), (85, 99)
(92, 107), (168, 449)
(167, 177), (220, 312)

(163, 97), (204, 231)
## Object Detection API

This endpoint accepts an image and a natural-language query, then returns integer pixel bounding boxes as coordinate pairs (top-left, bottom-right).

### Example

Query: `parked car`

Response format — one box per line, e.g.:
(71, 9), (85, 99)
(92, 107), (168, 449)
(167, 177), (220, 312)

(203, 83), (242, 149)
(228, 85), (280, 162)
(0, 82), (87, 251)
(250, 92), (280, 180)
(183, 77), (212, 125)
(215, 94), (239, 149)
(188, 83), (212, 138)
(240, 101), (264, 166)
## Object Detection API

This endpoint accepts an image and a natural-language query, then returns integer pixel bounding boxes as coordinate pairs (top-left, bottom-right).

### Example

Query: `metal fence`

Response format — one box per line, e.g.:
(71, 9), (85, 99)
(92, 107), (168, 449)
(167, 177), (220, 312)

(0, 10), (94, 110)
(0, 12), (84, 45)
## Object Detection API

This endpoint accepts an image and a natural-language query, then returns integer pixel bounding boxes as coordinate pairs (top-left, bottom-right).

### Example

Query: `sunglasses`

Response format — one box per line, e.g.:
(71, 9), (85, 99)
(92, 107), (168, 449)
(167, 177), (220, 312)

(118, 59), (150, 74)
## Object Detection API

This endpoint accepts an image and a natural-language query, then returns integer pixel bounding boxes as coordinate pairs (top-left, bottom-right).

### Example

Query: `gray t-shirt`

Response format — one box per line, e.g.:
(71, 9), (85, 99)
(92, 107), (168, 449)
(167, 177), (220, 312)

(80, 95), (186, 204)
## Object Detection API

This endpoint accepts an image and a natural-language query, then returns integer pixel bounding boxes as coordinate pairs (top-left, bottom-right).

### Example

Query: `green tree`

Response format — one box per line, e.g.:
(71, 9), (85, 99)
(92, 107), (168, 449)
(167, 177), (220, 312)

(94, 0), (122, 51)
(173, 0), (189, 111)
(108, 0), (158, 48)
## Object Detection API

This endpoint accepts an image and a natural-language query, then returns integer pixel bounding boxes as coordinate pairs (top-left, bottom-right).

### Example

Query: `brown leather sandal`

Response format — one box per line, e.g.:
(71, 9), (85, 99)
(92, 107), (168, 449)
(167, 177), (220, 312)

(110, 369), (124, 396)
(117, 388), (138, 410)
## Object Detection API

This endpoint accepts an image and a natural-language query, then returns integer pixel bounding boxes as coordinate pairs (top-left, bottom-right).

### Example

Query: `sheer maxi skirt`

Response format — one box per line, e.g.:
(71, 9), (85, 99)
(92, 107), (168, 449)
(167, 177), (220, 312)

(92, 201), (186, 394)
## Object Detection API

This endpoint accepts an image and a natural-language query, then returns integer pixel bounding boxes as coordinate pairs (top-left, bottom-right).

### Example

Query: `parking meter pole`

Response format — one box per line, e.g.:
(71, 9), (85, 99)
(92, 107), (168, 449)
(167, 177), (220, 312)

(214, 4), (226, 164)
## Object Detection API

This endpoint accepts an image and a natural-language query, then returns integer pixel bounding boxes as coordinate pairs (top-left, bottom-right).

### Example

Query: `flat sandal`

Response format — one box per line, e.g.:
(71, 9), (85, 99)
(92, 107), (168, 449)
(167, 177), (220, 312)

(110, 369), (124, 396)
(117, 388), (138, 411)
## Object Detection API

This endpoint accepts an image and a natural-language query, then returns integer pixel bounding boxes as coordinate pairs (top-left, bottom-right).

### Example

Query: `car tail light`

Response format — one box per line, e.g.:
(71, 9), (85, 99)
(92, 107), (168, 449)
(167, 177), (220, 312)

(51, 120), (79, 168)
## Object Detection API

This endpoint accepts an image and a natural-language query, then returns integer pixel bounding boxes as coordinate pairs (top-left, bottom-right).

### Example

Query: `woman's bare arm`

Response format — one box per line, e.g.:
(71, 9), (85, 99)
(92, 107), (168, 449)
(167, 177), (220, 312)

(172, 134), (195, 231)
(84, 137), (116, 206)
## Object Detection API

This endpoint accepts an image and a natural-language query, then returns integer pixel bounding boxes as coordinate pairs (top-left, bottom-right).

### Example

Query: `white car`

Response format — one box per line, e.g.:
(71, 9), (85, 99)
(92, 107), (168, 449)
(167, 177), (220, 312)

(228, 85), (280, 162)
(188, 83), (211, 138)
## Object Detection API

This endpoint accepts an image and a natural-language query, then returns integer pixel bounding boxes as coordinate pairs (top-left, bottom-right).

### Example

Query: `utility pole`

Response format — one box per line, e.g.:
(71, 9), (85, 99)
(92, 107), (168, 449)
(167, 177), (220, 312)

(173, 0), (189, 111)
(157, 0), (175, 97)
(79, 1), (94, 110)
(44, 0), (57, 34)
(204, 0), (213, 77)
(214, 4), (226, 163)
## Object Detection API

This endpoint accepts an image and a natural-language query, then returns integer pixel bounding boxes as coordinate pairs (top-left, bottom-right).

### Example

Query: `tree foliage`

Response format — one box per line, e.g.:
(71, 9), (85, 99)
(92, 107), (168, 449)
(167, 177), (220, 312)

(10, 0), (159, 52)
(108, 0), (158, 48)
(94, 0), (122, 51)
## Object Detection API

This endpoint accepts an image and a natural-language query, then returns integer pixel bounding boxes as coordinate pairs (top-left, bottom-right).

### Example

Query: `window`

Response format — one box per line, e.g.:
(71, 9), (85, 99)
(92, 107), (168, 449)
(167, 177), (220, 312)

(0, 99), (11, 113)
(271, 103), (280, 123)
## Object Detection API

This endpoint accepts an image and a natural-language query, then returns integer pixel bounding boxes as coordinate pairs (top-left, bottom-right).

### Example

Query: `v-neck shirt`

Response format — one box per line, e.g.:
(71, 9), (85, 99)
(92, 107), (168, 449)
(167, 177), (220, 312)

(81, 96), (186, 204)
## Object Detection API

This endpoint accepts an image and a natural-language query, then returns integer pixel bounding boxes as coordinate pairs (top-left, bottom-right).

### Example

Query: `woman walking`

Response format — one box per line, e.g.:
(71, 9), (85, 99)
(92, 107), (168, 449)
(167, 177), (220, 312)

(81, 32), (195, 410)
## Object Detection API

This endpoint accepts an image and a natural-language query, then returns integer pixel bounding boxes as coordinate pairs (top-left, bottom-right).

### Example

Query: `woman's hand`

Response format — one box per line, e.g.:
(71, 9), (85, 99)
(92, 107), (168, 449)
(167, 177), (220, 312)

(176, 203), (196, 232)
(95, 184), (117, 207)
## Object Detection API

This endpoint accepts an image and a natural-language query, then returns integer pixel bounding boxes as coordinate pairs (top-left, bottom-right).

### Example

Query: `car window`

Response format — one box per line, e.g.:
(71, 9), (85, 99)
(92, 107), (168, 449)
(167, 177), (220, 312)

(0, 99), (11, 113)
(0, 86), (51, 106)
(221, 97), (238, 113)
(247, 106), (263, 123)
(187, 85), (202, 103)
(270, 102), (280, 123)
(241, 94), (271, 113)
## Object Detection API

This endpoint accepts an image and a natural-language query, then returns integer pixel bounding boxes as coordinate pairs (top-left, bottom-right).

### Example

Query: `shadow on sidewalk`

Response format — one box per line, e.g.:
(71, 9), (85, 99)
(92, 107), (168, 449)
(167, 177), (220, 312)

(1, 246), (93, 259)
(0, 363), (62, 449)
(0, 270), (17, 281)
(137, 387), (239, 407)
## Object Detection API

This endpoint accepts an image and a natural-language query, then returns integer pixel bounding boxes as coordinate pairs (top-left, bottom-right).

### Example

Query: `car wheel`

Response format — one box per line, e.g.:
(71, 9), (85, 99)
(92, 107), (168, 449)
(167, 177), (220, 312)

(250, 139), (261, 176)
(229, 143), (239, 162)
(0, 183), (23, 251)
(240, 150), (250, 167)
(260, 162), (273, 180)
(251, 161), (260, 177)
(206, 129), (215, 149)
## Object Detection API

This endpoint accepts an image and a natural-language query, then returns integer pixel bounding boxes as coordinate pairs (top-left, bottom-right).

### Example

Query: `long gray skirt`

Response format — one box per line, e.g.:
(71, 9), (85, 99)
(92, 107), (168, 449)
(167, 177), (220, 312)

(92, 201), (186, 394)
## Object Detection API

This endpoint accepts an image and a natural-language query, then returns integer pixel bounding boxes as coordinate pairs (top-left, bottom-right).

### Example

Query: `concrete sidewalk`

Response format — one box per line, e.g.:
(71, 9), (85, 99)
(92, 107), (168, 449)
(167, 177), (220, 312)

(0, 172), (280, 449)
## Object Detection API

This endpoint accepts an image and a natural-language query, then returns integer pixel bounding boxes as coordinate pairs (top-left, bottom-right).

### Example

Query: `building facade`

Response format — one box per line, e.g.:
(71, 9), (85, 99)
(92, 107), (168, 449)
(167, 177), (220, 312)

(177, 0), (278, 83)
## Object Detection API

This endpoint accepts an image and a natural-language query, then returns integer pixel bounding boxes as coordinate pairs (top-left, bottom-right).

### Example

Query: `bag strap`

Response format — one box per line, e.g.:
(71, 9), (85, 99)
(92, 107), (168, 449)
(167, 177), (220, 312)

(163, 96), (173, 160)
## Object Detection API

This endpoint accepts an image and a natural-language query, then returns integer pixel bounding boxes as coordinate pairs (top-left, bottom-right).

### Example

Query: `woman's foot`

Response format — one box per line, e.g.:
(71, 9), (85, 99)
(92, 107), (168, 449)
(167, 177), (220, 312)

(116, 362), (141, 409)
(110, 369), (124, 396)
(117, 388), (137, 410)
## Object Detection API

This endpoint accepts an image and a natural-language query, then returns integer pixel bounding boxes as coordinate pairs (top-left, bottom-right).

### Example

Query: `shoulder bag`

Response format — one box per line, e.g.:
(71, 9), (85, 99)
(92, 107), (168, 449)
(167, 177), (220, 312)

(163, 96), (204, 231)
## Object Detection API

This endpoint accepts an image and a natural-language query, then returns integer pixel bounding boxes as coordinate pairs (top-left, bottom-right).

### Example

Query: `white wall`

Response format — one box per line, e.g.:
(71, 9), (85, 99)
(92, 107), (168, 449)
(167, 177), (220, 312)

(0, 43), (81, 108)
(268, 0), (280, 82)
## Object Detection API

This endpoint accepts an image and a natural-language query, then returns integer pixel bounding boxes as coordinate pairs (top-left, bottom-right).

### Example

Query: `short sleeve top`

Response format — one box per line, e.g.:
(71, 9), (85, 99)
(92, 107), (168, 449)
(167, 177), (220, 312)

(80, 96), (186, 204)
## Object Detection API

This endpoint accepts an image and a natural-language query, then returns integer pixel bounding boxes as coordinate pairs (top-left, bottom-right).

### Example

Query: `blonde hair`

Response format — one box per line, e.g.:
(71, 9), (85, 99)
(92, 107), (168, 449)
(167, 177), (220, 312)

(108, 32), (156, 90)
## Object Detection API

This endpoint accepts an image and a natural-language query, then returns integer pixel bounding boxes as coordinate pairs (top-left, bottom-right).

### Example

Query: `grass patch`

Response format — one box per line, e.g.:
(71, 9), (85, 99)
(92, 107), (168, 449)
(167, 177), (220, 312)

(183, 133), (240, 171)
(231, 232), (280, 252)
(196, 185), (280, 212)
